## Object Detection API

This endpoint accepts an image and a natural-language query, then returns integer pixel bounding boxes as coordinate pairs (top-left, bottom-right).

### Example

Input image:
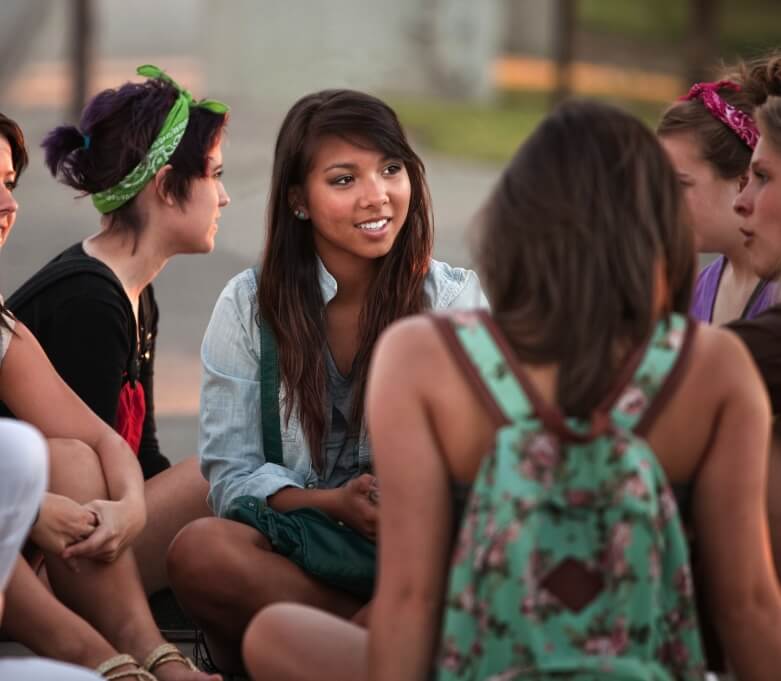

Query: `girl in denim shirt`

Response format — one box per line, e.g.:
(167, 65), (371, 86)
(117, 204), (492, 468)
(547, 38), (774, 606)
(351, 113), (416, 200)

(168, 89), (486, 674)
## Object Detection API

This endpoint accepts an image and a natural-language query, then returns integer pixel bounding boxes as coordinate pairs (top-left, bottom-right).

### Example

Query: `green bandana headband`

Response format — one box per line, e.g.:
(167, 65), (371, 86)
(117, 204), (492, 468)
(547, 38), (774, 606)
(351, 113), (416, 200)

(91, 64), (229, 214)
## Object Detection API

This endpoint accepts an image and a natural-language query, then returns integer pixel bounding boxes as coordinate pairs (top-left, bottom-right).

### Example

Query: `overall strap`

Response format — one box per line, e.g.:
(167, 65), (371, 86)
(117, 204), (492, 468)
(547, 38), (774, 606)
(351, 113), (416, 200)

(430, 310), (533, 427)
(259, 315), (284, 466)
(610, 313), (697, 435)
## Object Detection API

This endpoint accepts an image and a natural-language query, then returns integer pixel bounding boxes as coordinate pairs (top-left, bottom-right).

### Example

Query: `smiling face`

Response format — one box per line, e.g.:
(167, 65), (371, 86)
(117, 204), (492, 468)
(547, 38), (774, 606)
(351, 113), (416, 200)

(0, 137), (19, 249)
(733, 135), (781, 279)
(162, 139), (230, 254)
(660, 132), (743, 254)
(297, 135), (411, 274)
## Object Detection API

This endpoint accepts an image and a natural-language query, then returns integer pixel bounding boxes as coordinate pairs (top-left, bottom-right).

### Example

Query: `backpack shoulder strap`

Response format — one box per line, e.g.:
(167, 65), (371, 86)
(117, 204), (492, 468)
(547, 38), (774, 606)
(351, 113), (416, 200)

(259, 314), (284, 466)
(610, 313), (698, 434)
(429, 309), (533, 427)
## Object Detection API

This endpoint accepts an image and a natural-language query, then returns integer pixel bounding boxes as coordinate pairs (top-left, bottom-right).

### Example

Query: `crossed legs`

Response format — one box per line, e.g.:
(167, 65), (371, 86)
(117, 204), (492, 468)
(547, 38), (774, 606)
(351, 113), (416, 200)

(2, 438), (218, 681)
(168, 517), (364, 674)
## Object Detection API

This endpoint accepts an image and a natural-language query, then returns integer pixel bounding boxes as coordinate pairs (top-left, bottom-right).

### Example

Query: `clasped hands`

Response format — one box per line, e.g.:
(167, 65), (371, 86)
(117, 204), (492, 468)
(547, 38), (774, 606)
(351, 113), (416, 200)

(30, 492), (145, 570)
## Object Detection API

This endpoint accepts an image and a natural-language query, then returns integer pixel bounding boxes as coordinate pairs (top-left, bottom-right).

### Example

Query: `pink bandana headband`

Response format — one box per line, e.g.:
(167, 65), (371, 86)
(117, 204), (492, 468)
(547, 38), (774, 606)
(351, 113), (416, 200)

(680, 80), (759, 150)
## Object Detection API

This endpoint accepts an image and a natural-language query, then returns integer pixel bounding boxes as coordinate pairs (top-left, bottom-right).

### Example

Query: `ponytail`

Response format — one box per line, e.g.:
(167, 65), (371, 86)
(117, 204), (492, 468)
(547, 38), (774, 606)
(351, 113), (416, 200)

(730, 51), (781, 152)
(730, 51), (781, 108)
(42, 125), (89, 190)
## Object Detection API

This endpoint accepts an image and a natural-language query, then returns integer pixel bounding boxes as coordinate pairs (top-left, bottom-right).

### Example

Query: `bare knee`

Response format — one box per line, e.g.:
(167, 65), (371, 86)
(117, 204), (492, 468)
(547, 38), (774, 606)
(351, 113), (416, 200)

(243, 608), (283, 680)
(47, 439), (107, 502)
(168, 517), (265, 601)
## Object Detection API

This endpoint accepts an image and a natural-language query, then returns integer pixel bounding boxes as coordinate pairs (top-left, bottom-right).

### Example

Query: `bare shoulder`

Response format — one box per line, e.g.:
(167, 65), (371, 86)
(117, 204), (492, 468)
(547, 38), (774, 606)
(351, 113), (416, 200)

(690, 322), (768, 405)
(3, 320), (44, 362)
(370, 315), (453, 389)
(375, 314), (449, 364)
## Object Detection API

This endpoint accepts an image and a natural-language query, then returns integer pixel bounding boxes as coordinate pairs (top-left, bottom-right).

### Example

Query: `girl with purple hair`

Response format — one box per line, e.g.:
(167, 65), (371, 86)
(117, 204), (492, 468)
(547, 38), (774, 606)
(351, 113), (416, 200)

(0, 66), (225, 680)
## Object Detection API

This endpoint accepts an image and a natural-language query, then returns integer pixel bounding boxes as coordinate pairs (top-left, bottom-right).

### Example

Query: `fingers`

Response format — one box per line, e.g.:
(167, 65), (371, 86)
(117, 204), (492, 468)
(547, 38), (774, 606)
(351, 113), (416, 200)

(61, 524), (118, 561)
(354, 474), (377, 494)
(69, 511), (98, 541)
(358, 496), (378, 539)
(61, 529), (102, 560)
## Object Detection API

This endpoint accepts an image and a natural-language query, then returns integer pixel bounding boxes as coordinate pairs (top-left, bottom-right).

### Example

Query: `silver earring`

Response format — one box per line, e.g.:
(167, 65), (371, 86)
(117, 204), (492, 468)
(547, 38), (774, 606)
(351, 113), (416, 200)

(294, 208), (308, 220)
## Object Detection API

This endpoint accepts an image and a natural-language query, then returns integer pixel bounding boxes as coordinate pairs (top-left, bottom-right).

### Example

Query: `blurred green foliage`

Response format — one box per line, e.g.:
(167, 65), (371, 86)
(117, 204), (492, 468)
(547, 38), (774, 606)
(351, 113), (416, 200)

(392, 93), (664, 164)
(579, 0), (781, 58)
(392, 1), (779, 163)
(391, 93), (547, 163)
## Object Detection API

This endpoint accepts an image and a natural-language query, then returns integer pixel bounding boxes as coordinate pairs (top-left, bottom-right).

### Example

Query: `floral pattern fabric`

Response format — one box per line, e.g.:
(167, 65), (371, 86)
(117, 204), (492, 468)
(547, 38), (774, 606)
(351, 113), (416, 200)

(436, 312), (705, 680)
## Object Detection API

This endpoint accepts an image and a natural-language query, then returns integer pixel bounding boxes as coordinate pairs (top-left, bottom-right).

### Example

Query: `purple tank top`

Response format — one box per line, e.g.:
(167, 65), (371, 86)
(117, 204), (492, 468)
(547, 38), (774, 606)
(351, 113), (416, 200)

(690, 255), (778, 323)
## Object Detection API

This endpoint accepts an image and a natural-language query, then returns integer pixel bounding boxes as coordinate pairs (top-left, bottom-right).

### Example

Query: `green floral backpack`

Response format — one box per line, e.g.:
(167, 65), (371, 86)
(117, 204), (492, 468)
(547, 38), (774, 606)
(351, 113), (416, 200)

(433, 310), (705, 681)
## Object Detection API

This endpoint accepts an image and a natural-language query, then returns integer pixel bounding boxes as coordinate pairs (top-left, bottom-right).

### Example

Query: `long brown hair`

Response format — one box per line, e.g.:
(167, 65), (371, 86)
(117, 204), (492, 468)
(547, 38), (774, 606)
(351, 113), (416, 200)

(258, 90), (433, 467)
(477, 100), (694, 416)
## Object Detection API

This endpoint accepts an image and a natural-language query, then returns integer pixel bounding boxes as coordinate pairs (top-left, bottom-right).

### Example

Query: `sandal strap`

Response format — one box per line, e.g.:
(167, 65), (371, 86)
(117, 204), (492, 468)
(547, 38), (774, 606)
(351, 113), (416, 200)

(143, 642), (198, 673)
(96, 654), (156, 680)
(104, 669), (156, 681)
(96, 655), (137, 676)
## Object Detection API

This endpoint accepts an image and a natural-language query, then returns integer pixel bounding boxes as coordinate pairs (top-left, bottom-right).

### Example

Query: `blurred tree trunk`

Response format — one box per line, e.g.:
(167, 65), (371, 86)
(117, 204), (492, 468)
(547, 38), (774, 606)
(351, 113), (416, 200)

(70, 0), (94, 123)
(551, 0), (576, 108)
(686, 0), (720, 85)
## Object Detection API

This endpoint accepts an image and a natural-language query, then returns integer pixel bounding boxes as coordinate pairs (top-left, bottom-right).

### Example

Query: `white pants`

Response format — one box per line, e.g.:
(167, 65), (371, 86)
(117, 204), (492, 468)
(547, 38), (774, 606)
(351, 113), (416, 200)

(0, 658), (100, 680)
(0, 419), (47, 590)
(0, 420), (100, 680)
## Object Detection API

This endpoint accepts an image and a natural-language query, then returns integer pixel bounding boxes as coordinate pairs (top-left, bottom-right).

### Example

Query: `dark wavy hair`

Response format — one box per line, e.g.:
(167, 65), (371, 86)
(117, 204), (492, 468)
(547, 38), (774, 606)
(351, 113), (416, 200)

(258, 89), (433, 468)
(0, 113), (29, 180)
(41, 77), (227, 237)
(477, 99), (694, 416)
(0, 112), (28, 332)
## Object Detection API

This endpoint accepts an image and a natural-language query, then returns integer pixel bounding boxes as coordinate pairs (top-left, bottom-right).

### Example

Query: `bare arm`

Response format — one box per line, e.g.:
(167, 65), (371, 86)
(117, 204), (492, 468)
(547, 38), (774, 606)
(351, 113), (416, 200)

(269, 477), (378, 539)
(0, 323), (145, 548)
(368, 320), (453, 681)
(694, 330), (781, 680)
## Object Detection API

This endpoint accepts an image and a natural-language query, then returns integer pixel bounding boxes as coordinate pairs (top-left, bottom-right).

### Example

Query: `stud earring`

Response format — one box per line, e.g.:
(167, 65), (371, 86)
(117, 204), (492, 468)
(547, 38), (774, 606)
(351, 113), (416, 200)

(294, 208), (308, 220)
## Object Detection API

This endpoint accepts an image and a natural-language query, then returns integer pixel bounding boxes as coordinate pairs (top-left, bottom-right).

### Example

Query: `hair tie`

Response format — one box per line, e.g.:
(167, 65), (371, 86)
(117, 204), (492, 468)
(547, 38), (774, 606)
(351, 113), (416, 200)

(680, 80), (759, 150)
(81, 133), (91, 150)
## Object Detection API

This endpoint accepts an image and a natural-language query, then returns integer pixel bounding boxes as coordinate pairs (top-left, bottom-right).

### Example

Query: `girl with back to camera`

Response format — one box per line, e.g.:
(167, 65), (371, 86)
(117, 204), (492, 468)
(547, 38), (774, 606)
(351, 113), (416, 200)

(243, 100), (781, 681)
(166, 89), (486, 674)
(658, 77), (775, 324)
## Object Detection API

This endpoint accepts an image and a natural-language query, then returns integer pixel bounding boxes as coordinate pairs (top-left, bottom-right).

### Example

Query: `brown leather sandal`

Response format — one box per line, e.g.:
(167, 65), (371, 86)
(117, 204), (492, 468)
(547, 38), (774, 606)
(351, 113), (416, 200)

(96, 654), (156, 680)
(143, 643), (200, 675)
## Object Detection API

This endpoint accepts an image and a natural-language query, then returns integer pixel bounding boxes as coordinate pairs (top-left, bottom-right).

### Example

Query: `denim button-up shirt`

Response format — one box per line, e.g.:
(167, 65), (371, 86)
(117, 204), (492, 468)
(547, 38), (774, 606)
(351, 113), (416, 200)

(200, 258), (487, 517)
